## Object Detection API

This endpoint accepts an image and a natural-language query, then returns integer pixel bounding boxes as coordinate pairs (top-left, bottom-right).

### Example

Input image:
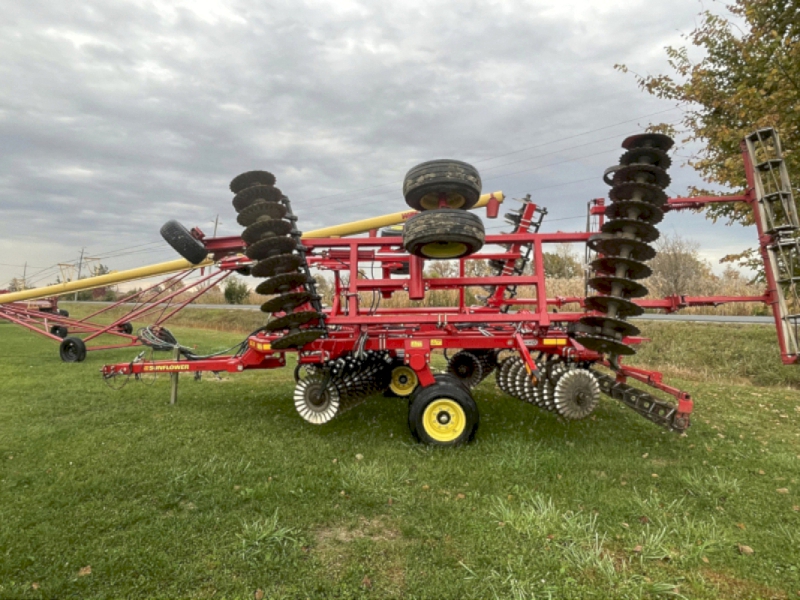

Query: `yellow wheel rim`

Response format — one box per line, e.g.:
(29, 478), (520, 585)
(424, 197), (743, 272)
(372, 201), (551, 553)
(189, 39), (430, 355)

(390, 366), (418, 396)
(419, 192), (466, 210)
(422, 398), (466, 443)
(421, 241), (468, 259)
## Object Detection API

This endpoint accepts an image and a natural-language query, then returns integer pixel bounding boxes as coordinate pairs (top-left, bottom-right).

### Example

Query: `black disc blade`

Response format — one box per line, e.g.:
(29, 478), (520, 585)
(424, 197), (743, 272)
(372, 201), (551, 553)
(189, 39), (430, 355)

(619, 147), (672, 170)
(611, 164), (671, 189)
(590, 256), (652, 280)
(255, 272), (311, 295)
(242, 219), (294, 244)
(265, 310), (321, 332)
(584, 294), (644, 318)
(600, 219), (659, 243)
(587, 234), (656, 262)
(245, 236), (297, 260)
(260, 291), (314, 314)
(251, 254), (303, 278)
(587, 275), (648, 298)
(237, 201), (288, 227)
(271, 328), (325, 350)
(576, 333), (636, 356)
(232, 185), (283, 212)
(621, 133), (674, 152)
(605, 200), (663, 225)
(230, 170), (276, 194)
(609, 181), (668, 206)
(579, 315), (640, 338)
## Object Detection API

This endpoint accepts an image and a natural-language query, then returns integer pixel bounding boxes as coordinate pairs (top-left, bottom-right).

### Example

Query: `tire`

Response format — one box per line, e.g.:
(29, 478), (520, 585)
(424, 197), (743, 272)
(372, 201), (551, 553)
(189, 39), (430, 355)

(50, 325), (68, 338)
(403, 159), (481, 211)
(59, 337), (87, 363)
(58, 309), (69, 318)
(408, 374), (479, 446)
(119, 322), (133, 335)
(403, 209), (484, 259)
(160, 220), (209, 265)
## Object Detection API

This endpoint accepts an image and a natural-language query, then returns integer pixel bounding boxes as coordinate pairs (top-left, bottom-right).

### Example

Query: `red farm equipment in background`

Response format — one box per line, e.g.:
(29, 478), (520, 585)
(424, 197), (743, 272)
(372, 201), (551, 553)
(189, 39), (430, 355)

(101, 128), (799, 447)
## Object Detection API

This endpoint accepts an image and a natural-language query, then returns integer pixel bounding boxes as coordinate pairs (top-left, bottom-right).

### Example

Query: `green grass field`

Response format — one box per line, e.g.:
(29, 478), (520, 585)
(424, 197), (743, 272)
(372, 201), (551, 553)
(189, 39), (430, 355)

(0, 315), (798, 599)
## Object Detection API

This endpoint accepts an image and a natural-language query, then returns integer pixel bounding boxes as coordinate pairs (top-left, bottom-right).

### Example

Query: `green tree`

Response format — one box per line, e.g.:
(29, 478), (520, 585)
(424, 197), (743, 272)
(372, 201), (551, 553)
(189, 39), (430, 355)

(543, 243), (582, 278)
(617, 0), (799, 242)
(224, 276), (250, 304)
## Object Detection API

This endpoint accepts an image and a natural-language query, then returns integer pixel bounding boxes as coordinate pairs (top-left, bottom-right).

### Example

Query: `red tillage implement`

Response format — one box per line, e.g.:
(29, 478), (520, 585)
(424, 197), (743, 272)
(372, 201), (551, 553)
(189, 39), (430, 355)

(102, 129), (799, 446)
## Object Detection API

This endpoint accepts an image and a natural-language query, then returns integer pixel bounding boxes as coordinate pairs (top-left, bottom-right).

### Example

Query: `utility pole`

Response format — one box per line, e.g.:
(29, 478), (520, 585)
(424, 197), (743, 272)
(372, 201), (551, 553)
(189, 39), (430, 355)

(212, 214), (221, 237)
(22, 262), (27, 290)
(73, 248), (85, 301)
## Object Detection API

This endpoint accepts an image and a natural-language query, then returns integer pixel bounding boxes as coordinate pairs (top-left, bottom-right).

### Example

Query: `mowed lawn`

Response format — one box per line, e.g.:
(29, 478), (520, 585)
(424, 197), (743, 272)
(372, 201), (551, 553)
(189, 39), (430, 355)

(0, 317), (798, 599)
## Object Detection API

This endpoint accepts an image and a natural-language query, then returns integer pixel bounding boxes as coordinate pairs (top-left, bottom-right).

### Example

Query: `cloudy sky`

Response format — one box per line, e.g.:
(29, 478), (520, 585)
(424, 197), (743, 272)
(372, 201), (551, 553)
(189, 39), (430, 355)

(0, 0), (757, 290)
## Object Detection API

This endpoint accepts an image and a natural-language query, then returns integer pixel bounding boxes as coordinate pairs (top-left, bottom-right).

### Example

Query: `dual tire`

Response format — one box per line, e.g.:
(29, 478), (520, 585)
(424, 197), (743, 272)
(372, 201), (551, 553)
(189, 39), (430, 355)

(402, 160), (485, 260)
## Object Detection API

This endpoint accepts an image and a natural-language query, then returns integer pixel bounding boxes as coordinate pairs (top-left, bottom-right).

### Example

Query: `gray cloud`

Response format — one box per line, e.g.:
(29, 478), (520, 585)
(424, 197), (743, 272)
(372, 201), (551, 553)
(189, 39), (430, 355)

(0, 0), (758, 288)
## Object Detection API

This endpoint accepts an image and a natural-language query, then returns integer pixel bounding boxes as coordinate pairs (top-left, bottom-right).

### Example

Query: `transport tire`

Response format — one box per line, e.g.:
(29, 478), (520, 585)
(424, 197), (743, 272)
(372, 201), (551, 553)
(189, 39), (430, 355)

(160, 220), (209, 265)
(119, 322), (134, 335)
(58, 309), (69, 318)
(408, 374), (479, 446)
(59, 337), (87, 363)
(403, 209), (484, 259)
(403, 159), (482, 211)
(50, 325), (68, 338)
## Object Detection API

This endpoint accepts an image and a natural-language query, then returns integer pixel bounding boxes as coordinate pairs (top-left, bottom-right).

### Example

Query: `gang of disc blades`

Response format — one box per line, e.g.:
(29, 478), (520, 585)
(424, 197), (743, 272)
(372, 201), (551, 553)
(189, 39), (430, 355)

(230, 170), (277, 194)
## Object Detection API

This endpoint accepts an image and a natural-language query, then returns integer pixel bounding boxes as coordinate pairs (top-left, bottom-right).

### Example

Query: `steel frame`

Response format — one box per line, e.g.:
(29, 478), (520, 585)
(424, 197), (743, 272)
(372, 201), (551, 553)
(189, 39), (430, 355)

(101, 132), (798, 432)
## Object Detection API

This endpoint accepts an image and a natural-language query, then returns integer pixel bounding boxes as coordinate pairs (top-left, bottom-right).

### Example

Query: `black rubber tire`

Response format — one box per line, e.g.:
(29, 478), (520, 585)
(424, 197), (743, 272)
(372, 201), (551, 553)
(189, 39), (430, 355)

(408, 374), (479, 446)
(58, 309), (69, 318)
(119, 322), (133, 335)
(403, 209), (484, 259)
(230, 170), (276, 194)
(160, 220), (209, 265)
(50, 325), (68, 338)
(403, 159), (481, 211)
(232, 185), (283, 213)
(59, 337), (87, 363)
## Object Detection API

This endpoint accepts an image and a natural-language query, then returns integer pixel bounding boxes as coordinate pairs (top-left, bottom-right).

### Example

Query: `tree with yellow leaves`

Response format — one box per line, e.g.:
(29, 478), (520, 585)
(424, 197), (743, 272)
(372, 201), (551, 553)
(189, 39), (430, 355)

(617, 0), (799, 267)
